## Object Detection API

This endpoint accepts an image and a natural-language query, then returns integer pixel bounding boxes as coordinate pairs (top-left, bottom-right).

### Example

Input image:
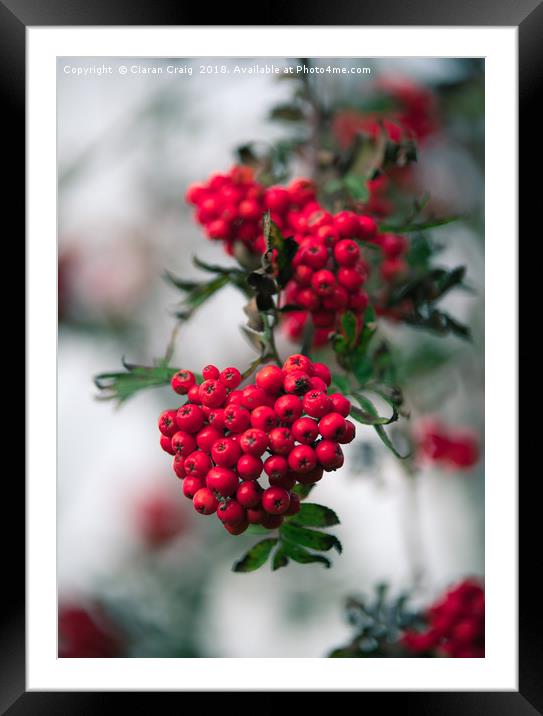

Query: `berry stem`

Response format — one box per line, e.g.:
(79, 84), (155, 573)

(261, 311), (282, 367)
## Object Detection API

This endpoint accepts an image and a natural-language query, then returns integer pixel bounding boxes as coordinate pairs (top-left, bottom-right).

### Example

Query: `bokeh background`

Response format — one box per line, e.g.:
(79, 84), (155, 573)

(58, 57), (484, 657)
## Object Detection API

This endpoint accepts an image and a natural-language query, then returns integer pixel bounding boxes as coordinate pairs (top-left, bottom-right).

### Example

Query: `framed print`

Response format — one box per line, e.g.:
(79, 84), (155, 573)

(11, 1), (534, 710)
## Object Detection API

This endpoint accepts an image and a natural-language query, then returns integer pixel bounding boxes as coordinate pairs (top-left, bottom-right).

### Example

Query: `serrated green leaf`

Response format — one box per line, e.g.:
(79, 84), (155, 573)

(232, 538), (278, 573)
(290, 503), (340, 528)
(280, 523), (342, 554)
(280, 541), (331, 568)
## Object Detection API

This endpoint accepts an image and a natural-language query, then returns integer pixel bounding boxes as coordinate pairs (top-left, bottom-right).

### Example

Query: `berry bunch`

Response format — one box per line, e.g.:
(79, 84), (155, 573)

(185, 166), (317, 256)
(158, 355), (356, 535)
(418, 421), (479, 469)
(402, 579), (484, 658)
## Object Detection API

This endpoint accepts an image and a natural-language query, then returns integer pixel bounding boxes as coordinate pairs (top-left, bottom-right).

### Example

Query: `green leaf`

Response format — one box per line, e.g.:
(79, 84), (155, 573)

(280, 523), (342, 554)
(292, 483), (316, 500)
(380, 216), (459, 233)
(281, 541), (331, 568)
(351, 393), (398, 426)
(232, 538), (278, 573)
(343, 174), (369, 202)
(290, 503), (340, 528)
(330, 374), (351, 394)
(271, 546), (289, 571)
(94, 359), (179, 404)
(351, 393), (408, 459)
(262, 212), (298, 288)
(270, 103), (305, 122)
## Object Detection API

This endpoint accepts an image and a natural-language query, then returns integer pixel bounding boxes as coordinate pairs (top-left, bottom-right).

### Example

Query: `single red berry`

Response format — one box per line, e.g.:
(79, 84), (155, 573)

(173, 454), (185, 479)
(338, 419), (356, 444)
(241, 385), (268, 410)
(183, 476), (205, 499)
(207, 408), (226, 431)
(238, 198), (262, 221)
(348, 291), (369, 312)
(171, 431), (197, 457)
(315, 224), (339, 246)
(211, 437), (242, 467)
(236, 481), (263, 508)
(236, 454), (263, 481)
(334, 239), (361, 267)
(187, 385), (201, 404)
(283, 370), (311, 395)
(268, 427), (295, 456)
(223, 518), (249, 535)
(262, 486), (291, 515)
(226, 389), (244, 405)
(264, 455), (289, 480)
(239, 428), (269, 457)
(322, 284), (349, 310)
(199, 379), (227, 408)
(193, 487), (219, 515)
(260, 512), (284, 530)
(316, 440), (344, 470)
(256, 365), (284, 395)
(380, 257), (407, 282)
(185, 182), (208, 205)
(291, 416), (319, 445)
(223, 403), (251, 433)
(297, 288), (321, 312)
(160, 434), (176, 455)
(308, 376), (328, 393)
(358, 215), (378, 241)
(293, 265), (314, 287)
(337, 266), (365, 291)
(250, 405), (279, 432)
(274, 394), (303, 424)
(311, 362), (332, 386)
(269, 470), (296, 490)
(303, 390), (333, 419)
(311, 269), (336, 298)
(202, 364), (220, 381)
(196, 426), (223, 453)
(158, 409), (178, 437)
(206, 467), (239, 497)
(284, 492), (301, 516)
(312, 310), (335, 329)
(217, 499), (246, 525)
(265, 187), (290, 213)
(295, 465), (324, 485)
(329, 393), (351, 417)
(319, 412), (348, 440)
(288, 445), (317, 474)
(176, 403), (205, 433)
(184, 450), (212, 477)
(170, 369), (196, 395)
(282, 354), (314, 375)
(379, 233), (407, 258)
(246, 507), (266, 524)
(220, 367), (242, 390)
(206, 219), (231, 240)
(334, 210), (361, 238)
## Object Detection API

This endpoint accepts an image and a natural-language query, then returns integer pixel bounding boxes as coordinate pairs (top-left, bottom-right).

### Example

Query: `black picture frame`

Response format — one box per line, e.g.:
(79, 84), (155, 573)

(10, 0), (533, 710)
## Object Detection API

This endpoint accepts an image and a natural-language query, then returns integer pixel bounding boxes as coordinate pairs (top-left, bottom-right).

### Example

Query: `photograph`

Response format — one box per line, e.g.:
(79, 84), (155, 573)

(57, 56), (485, 659)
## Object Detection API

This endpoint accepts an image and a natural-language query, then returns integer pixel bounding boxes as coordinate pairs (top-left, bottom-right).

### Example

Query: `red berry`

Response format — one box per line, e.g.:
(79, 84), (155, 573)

(337, 266), (365, 291)
(260, 513), (284, 530)
(329, 393), (351, 417)
(269, 471), (296, 490)
(311, 269), (336, 298)
(199, 379), (227, 408)
(338, 419), (356, 444)
(238, 198), (262, 221)
(206, 467), (239, 497)
(250, 405), (279, 432)
(202, 364), (220, 380)
(284, 492), (301, 516)
(256, 365), (284, 395)
(196, 426), (223, 453)
(217, 499), (246, 525)
(308, 376), (328, 393)
(207, 408), (226, 430)
(294, 265), (314, 287)
(211, 437), (242, 467)
(312, 362), (332, 386)
(288, 445), (317, 474)
(184, 450), (212, 477)
(193, 487), (219, 515)
(236, 454), (263, 481)
(264, 455), (289, 480)
(239, 428), (269, 457)
(299, 239), (329, 270)
(224, 403), (251, 433)
(319, 412), (348, 440)
(223, 518), (249, 535)
(274, 394), (303, 424)
(283, 354), (314, 375)
(158, 409), (178, 437)
(334, 239), (361, 267)
(236, 481), (263, 508)
(171, 369), (196, 395)
(283, 370), (311, 395)
(380, 257), (407, 281)
(291, 416), (319, 445)
(334, 210), (361, 238)
(262, 486), (291, 515)
(173, 454), (185, 479)
(187, 385), (201, 403)
(303, 390), (333, 419)
(241, 385), (268, 410)
(268, 427), (295, 456)
(226, 389), (244, 406)
(358, 215), (378, 240)
(220, 367), (242, 390)
(316, 440), (344, 470)
(295, 465), (324, 485)
(247, 507), (266, 524)
(379, 233), (407, 258)
(185, 182), (208, 205)
(160, 434), (175, 455)
(171, 431), (197, 457)
(348, 291), (369, 312)
(323, 284), (349, 310)
(297, 288), (321, 312)
(176, 403), (205, 433)
(265, 187), (290, 213)
(206, 219), (231, 240)
(183, 476), (205, 499)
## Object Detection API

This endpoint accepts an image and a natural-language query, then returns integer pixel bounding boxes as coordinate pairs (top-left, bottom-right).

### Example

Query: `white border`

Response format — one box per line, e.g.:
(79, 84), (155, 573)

(28, 27), (517, 691)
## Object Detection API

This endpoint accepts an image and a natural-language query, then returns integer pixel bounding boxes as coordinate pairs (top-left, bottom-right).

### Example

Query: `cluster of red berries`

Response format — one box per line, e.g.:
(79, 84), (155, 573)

(418, 421), (480, 470)
(158, 354), (355, 535)
(402, 579), (484, 658)
(59, 604), (123, 658)
(185, 165), (318, 256)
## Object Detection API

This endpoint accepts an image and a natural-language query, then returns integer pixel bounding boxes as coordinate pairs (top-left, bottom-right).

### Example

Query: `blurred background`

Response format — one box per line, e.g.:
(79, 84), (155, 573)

(58, 57), (484, 658)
